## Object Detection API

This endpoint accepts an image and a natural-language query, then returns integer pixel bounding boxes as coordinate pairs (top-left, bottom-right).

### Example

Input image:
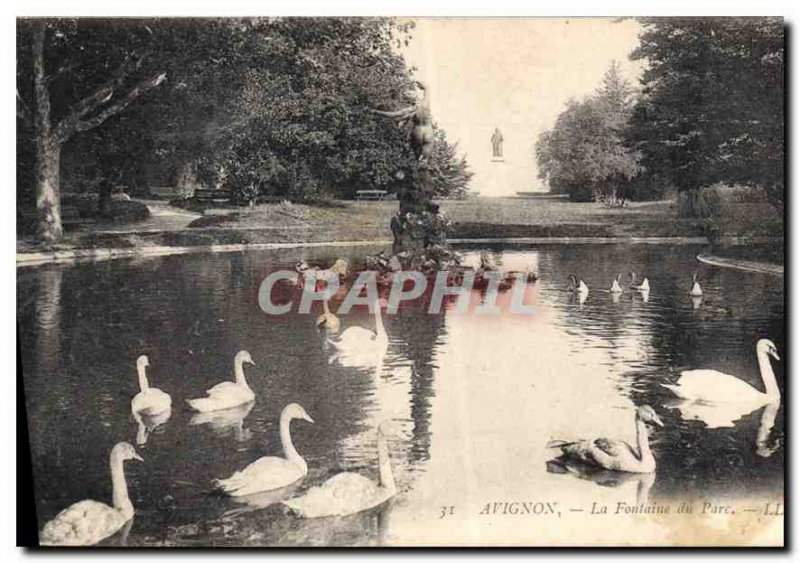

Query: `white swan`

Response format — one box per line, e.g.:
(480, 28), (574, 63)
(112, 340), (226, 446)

(39, 442), (143, 546)
(567, 274), (589, 296)
(130, 355), (171, 417)
(690, 272), (703, 297)
(662, 339), (780, 407)
(187, 350), (256, 412)
(610, 274), (623, 294)
(215, 403), (314, 497)
(328, 298), (388, 367)
(283, 422), (396, 518)
(547, 405), (664, 473)
(629, 271), (650, 291)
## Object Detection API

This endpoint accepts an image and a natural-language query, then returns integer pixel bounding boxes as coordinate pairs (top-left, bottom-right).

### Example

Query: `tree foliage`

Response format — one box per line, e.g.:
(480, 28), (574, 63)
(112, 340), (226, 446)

(17, 17), (472, 239)
(628, 17), (784, 212)
(535, 62), (640, 203)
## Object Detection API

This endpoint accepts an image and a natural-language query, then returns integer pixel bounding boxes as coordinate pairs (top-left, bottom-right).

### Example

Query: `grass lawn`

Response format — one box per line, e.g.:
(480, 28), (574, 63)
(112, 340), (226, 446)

(182, 196), (783, 240)
(17, 195), (783, 255)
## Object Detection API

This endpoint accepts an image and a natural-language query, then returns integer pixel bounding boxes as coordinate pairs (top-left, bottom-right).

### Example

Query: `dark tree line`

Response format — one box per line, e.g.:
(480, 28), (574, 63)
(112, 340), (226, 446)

(536, 18), (784, 213)
(17, 18), (472, 242)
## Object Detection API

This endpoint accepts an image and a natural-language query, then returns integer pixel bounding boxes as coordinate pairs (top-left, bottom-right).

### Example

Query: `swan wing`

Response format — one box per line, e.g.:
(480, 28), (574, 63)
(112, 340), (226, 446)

(553, 438), (637, 472)
(187, 382), (254, 412)
(217, 457), (304, 497)
(40, 500), (127, 546)
(670, 400), (754, 428)
(331, 327), (376, 348)
(673, 370), (763, 402)
(283, 472), (387, 518)
(132, 388), (172, 416)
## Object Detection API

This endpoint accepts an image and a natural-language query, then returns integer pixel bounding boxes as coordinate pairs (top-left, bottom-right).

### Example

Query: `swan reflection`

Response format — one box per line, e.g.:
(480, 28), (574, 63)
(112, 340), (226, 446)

(546, 459), (656, 505)
(223, 481), (303, 519)
(756, 401), (781, 458)
(189, 401), (254, 441)
(134, 408), (171, 446)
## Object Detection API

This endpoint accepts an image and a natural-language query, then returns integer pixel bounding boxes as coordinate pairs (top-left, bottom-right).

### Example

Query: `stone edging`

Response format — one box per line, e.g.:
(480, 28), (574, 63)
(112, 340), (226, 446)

(696, 253), (783, 276)
(16, 236), (782, 268)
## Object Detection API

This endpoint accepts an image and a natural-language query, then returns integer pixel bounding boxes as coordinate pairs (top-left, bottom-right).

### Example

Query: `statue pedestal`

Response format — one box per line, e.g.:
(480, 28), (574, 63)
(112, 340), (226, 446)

(492, 156), (505, 163)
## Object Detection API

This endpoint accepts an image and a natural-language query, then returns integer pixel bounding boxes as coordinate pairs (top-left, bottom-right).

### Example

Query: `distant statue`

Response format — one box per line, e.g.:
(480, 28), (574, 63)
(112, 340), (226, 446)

(491, 127), (504, 158)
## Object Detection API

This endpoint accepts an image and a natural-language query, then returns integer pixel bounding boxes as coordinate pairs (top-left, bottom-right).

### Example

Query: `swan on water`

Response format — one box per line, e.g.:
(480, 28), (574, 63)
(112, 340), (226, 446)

(215, 403), (314, 497)
(547, 405), (664, 473)
(567, 274), (589, 295)
(186, 350), (256, 413)
(130, 355), (171, 417)
(662, 339), (780, 407)
(283, 421), (396, 518)
(610, 274), (623, 294)
(39, 442), (143, 546)
(629, 271), (650, 291)
(316, 297), (341, 333)
(690, 272), (703, 297)
(328, 297), (388, 367)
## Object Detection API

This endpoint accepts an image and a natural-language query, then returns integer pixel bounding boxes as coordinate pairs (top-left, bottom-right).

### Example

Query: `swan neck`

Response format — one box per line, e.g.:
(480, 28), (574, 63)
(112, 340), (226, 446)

(280, 414), (305, 470)
(323, 299), (331, 315)
(635, 417), (653, 463)
(377, 430), (396, 493)
(110, 453), (133, 518)
(137, 363), (149, 392)
(757, 350), (780, 399)
(373, 302), (387, 340)
(234, 357), (248, 387)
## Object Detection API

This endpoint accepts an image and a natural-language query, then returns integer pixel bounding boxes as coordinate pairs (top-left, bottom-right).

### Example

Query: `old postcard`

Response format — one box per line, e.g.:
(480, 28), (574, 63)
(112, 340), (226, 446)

(16, 16), (784, 547)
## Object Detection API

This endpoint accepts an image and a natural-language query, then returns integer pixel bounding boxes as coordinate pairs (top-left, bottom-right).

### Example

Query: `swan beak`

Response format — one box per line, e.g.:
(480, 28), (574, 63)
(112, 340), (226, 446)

(133, 453), (144, 462)
(652, 414), (665, 427)
(771, 350), (781, 361)
(248, 360), (257, 366)
(303, 413), (315, 424)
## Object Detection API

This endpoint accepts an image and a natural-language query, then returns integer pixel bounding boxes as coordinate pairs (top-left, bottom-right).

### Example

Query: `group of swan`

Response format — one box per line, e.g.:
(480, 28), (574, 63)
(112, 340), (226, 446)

(548, 338), (782, 476)
(41, 341), (397, 545)
(567, 271), (705, 302)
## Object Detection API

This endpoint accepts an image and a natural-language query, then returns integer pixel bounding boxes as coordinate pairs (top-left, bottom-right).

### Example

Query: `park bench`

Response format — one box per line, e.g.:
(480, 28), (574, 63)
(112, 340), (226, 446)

(355, 189), (389, 201)
(149, 186), (181, 199)
(19, 203), (94, 231)
(193, 188), (233, 204)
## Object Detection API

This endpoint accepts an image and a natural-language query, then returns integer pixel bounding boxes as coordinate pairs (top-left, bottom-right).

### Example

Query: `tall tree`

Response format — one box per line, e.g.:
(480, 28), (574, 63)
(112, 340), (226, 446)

(17, 19), (169, 242)
(629, 17), (784, 215)
(535, 62), (639, 203)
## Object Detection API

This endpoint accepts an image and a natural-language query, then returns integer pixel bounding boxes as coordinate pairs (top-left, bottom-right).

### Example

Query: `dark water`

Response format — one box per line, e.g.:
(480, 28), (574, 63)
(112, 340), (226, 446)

(17, 243), (784, 546)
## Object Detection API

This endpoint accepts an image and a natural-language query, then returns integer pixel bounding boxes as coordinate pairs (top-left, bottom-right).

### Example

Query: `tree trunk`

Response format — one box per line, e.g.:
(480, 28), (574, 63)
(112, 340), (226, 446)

(32, 25), (63, 243)
(35, 134), (63, 242)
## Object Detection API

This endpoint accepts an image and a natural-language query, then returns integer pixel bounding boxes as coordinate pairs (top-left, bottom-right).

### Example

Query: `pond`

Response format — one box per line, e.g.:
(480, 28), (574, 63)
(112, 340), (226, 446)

(17, 243), (784, 546)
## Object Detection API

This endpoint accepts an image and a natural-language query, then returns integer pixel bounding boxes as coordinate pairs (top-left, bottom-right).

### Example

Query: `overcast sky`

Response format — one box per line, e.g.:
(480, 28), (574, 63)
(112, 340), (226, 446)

(400, 18), (645, 197)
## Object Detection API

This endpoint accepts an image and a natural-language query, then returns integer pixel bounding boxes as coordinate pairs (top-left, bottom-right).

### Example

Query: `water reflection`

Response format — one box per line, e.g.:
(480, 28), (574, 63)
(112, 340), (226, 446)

(546, 460), (656, 505)
(755, 402), (781, 458)
(189, 401), (254, 442)
(17, 243), (784, 546)
(134, 408), (172, 446)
